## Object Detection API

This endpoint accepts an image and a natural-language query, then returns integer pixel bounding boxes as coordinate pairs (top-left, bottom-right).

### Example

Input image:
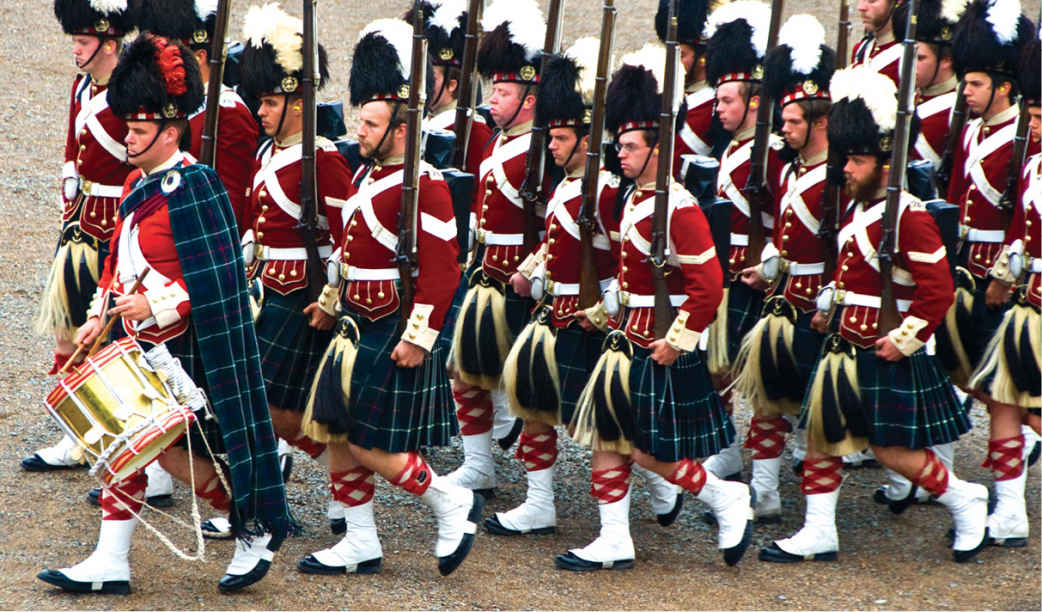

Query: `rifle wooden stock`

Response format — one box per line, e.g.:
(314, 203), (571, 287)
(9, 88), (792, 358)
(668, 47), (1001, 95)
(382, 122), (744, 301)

(577, 0), (616, 309)
(998, 98), (1030, 216)
(935, 80), (967, 195)
(518, 0), (565, 252)
(451, 0), (483, 170)
(198, 0), (231, 167)
(741, 0), (784, 268)
(878, 0), (917, 335)
(818, 149), (843, 281)
(836, 0), (851, 69)
(298, 0), (325, 302)
(398, 2), (427, 325)
(651, 0), (680, 340)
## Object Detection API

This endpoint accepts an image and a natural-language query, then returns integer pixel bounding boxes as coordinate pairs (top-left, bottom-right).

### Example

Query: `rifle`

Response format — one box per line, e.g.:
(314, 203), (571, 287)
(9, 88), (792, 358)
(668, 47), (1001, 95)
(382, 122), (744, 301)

(998, 98), (1030, 217)
(935, 80), (967, 195)
(577, 0), (616, 309)
(740, 0), (784, 268)
(836, 0), (851, 69)
(878, 0), (918, 334)
(451, 0), (483, 170)
(398, 1), (427, 325)
(198, 0), (231, 166)
(297, 0), (325, 301)
(651, 0), (681, 339)
(518, 0), (565, 253)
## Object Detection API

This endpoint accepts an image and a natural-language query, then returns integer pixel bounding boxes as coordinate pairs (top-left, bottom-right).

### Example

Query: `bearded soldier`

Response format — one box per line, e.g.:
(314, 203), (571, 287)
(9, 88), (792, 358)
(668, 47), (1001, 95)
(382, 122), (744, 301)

(446, 0), (546, 496)
(760, 66), (986, 564)
(296, 18), (480, 578)
(850, 0), (902, 87)
(25, 0), (135, 474)
(731, 14), (835, 523)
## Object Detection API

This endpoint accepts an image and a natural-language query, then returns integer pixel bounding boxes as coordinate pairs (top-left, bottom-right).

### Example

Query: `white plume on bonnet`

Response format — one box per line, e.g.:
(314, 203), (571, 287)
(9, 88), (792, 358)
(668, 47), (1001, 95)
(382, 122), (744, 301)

(482, 0), (546, 62)
(90, 0), (128, 12)
(830, 66), (898, 132)
(360, 18), (415, 80)
(565, 36), (603, 105)
(986, 0), (1023, 45)
(940, 0), (971, 23)
(244, 4), (304, 74)
(430, 0), (466, 35)
(194, 0), (219, 20)
(779, 14), (825, 75)
(703, 0), (771, 58)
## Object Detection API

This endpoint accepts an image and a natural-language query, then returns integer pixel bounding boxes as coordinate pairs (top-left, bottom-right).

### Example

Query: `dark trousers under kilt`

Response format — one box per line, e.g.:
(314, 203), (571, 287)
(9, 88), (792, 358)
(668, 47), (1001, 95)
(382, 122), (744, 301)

(255, 288), (334, 411)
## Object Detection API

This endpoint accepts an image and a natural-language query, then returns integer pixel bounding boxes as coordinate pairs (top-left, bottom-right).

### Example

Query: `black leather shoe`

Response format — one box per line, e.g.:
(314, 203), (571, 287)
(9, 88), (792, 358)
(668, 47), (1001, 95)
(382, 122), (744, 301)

(873, 484), (919, 515)
(758, 543), (837, 563)
(437, 493), (485, 576)
(1028, 439), (1041, 467)
(201, 519), (234, 540)
(483, 514), (556, 536)
(21, 454), (85, 472)
(497, 418), (524, 451)
(554, 551), (634, 571)
(297, 554), (382, 575)
(87, 486), (175, 508)
(218, 560), (271, 594)
(329, 518), (346, 535)
(953, 527), (989, 563)
(656, 493), (684, 527)
(37, 569), (131, 594)
(723, 517), (754, 566)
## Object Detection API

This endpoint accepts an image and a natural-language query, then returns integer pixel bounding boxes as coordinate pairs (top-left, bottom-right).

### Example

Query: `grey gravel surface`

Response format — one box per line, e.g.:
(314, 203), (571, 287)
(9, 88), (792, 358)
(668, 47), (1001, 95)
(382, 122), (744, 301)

(0, 0), (1039, 609)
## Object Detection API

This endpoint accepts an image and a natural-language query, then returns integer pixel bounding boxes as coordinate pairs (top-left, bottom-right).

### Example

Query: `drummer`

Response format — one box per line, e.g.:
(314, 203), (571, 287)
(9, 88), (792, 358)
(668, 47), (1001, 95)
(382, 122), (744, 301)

(37, 34), (294, 595)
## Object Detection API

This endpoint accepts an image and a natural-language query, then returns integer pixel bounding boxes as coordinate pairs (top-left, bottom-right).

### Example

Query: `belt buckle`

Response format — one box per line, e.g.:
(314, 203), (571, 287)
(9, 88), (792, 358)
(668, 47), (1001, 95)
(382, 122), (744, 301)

(835, 289), (846, 305)
(255, 244), (267, 261)
(477, 229), (487, 244)
(619, 291), (629, 306)
(958, 224), (970, 240)
(81, 179), (93, 195)
(341, 262), (351, 280)
(545, 279), (555, 294)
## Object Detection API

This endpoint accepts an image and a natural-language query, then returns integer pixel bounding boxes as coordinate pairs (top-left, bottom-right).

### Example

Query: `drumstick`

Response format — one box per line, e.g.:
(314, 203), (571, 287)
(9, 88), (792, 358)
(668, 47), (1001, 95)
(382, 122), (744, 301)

(59, 268), (152, 374)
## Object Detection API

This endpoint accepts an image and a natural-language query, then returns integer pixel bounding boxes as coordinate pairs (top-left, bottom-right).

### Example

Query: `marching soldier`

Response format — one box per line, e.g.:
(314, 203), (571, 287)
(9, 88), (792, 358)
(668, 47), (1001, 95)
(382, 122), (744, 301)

(38, 33), (293, 595)
(700, 0), (785, 481)
(731, 14), (835, 523)
(760, 66), (986, 564)
(136, 0), (260, 233)
(850, 0), (902, 87)
(446, 0), (546, 495)
(25, 0), (135, 473)
(562, 44), (752, 571)
(967, 23), (1041, 549)
(297, 18), (480, 577)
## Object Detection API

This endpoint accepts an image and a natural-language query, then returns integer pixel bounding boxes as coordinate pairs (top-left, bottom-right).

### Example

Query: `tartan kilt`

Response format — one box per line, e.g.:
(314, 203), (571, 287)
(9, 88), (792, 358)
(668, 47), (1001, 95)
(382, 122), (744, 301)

(934, 264), (1009, 386)
(304, 312), (457, 452)
(726, 281), (765, 362)
(555, 322), (606, 425)
(801, 331), (971, 456)
(254, 288), (334, 411)
(571, 331), (734, 462)
(437, 275), (468, 357)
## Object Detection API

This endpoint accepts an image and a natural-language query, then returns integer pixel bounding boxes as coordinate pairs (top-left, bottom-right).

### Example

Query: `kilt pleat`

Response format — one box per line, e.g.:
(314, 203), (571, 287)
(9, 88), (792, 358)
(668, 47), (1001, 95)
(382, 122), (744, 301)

(555, 323), (606, 425)
(725, 281), (765, 363)
(254, 289), (334, 411)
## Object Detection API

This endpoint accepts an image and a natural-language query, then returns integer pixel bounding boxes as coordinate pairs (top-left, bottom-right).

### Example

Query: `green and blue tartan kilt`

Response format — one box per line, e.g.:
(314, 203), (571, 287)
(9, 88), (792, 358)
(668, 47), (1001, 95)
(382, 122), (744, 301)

(630, 343), (735, 462)
(555, 322), (606, 425)
(726, 281), (765, 362)
(436, 277), (468, 355)
(800, 335), (971, 449)
(315, 312), (457, 452)
(254, 288), (334, 411)
(110, 326), (226, 458)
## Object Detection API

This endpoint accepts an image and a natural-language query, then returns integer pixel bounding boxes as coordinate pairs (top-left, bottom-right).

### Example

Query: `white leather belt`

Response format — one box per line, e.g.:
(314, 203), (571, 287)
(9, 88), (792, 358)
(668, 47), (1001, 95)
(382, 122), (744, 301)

(548, 280), (579, 296)
(80, 179), (123, 198)
(1030, 258), (1042, 273)
(960, 226), (1005, 243)
(786, 261), (825, 276)
(340, 264), (400, 281)
(256, 244), (332, 261)
(477, 229), (524, 246)
(730, 233), (748, 247)
(838, 290), (912, 312)
(619, 292), (686, 307)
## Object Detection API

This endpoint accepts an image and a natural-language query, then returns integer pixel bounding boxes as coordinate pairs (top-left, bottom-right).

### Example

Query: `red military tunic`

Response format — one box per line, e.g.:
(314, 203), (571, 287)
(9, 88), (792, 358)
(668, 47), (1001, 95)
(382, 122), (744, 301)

(62, 74), (132, 242)
(912, 77), (958, 169)
(517, 169), (620, 328)
(187, 86), (259, 234)
(337, 159), (461, 351)
(474, 121), (543, 282)
(673, 81), (717, 179)
(1000, 153), (1042, 307)
(91, 152), (193, 344)
(828, 192), (954, 354)
(850, 33), (901, 89)
(716, 127), (784, 278)
(611, 181), (724, 350)
(761, 151), (829, 312)
(244, 133), (351, 295)
(425, 102), (494, 205)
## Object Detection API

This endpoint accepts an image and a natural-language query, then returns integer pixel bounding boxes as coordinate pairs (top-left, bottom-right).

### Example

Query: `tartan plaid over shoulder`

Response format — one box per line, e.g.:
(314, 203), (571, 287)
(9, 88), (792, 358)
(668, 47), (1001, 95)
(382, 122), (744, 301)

(120, 164), (294, 544)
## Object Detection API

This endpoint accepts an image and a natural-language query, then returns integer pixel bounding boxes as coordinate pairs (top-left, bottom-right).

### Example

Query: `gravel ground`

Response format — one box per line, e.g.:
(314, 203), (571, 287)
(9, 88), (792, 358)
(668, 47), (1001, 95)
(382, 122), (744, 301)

(1, 0), (1040, 609)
